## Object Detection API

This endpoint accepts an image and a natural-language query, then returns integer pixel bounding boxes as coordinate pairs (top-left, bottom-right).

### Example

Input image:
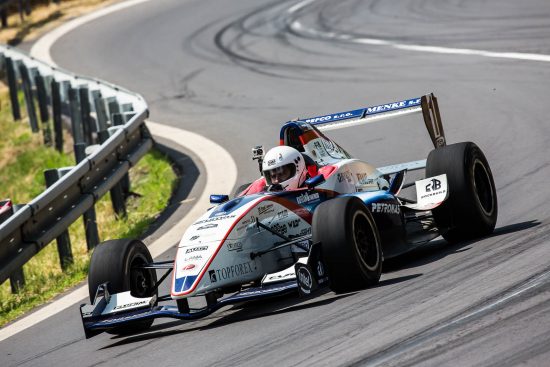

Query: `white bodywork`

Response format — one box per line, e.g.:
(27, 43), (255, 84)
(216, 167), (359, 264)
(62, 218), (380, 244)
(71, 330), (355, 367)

(170, 157), (389, 299)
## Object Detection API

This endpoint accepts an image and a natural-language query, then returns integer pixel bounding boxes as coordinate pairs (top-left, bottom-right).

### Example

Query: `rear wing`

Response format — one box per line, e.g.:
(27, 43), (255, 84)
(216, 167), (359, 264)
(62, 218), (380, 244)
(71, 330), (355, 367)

(296, 93), (446, 149)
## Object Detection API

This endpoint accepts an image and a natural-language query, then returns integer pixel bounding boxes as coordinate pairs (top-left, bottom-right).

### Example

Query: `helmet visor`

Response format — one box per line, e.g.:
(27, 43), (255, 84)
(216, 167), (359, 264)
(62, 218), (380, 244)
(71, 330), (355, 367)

(264, 163), (296, 185)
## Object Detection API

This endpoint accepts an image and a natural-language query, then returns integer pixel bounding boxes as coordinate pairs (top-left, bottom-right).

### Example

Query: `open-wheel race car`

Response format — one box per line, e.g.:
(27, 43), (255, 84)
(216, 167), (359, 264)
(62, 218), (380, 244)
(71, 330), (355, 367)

(80, 93), (498, 338)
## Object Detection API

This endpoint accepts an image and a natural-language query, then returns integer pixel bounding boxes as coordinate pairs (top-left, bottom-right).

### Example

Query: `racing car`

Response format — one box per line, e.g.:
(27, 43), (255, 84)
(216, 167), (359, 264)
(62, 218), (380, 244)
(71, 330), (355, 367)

(80, 93), (497, 338)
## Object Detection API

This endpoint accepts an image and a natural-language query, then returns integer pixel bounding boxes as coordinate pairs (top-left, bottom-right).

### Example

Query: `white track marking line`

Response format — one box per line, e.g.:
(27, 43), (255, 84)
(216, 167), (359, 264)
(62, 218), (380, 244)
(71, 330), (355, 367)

(288, 0), (550, 63)
(145, 121), (238, 258)
(0, 0), (238, 342)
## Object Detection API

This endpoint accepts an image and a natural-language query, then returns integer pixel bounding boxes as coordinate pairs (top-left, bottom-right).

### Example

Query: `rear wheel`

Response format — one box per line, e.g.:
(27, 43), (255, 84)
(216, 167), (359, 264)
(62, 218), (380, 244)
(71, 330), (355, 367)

(88, 239), (157, 335)
(426, 142), (498, 242)
(312, 196), (382, 293)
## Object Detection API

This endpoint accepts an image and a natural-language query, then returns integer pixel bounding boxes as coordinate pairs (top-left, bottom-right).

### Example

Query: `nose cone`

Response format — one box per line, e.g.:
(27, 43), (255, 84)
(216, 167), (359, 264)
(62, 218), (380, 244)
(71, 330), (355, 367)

(171, 195), (262, 298)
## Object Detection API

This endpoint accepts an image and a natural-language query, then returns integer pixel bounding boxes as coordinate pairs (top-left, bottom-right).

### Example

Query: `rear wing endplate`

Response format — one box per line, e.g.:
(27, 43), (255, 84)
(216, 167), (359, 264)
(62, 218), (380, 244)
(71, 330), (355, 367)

(297, 93), (446, 149)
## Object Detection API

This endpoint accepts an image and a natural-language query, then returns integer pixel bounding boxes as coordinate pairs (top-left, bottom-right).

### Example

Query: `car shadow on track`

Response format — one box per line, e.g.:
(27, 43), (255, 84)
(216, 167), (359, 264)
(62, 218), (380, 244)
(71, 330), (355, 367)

(384, 219), (540, 273)
(100, 272), (422, 349)
(99, 221), (538, 349)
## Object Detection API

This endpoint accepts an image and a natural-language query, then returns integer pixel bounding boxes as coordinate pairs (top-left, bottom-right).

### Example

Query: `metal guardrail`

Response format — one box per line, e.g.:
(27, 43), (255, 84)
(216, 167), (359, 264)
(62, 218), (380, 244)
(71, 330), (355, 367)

(0, 45), (153, 288)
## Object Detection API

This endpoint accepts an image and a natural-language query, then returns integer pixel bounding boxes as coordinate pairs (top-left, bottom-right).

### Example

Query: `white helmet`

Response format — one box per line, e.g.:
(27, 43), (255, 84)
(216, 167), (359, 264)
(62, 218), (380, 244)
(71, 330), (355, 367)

(262, 146), (307, 190)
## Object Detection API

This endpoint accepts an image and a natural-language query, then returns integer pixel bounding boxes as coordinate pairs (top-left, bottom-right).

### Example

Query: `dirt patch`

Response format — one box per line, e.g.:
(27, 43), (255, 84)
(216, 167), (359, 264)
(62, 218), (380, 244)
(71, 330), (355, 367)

(0, 0), (118, 45)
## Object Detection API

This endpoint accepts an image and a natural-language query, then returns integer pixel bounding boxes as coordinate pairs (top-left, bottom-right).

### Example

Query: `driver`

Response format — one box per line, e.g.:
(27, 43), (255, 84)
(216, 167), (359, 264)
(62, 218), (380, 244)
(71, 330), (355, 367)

(262, 146), (308, 190)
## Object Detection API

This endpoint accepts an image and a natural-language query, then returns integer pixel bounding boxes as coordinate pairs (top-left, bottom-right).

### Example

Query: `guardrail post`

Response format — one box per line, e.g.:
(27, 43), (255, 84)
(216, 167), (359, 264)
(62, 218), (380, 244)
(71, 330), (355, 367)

(112, 112), (131, 199)
(51, 79), (64, 152)
(100, 125), (127, 218)
(71, 87), (100, 249)
(93, 94), (108, 131)
(79, 86), (93, 145)
(35, 73), (52, 146)
(5, 57), (21, 121)
(18, 62), (39, 133)
(74, 145), (100, 250)
(44, 169), (74, 270)
(9, 268), (25, 293)
(69, 86), (84, 143)
(107, 98), (120, 125)
(17, 0), (24, 21)
(121, 102), (134, 113)
(1, 203), (26, 293)
(1, 9), (7, 28)
(21, 0), (31, 16)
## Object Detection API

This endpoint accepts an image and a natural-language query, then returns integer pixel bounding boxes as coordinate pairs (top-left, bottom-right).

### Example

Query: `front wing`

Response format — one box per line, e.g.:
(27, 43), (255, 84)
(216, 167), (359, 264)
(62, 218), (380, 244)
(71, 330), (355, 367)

(80, 281), (298, 338)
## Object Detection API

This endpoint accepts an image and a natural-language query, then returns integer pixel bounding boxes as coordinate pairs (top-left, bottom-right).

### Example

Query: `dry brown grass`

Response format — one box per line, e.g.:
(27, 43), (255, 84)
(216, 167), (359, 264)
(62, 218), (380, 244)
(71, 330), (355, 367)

(0, 0), (118, 45)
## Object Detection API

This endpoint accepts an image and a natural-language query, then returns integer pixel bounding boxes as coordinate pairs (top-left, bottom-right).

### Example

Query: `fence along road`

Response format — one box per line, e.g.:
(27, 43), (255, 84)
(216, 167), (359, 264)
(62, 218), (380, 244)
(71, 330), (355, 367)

(0, 45), (152, 291)
(0, 0), (237, 343)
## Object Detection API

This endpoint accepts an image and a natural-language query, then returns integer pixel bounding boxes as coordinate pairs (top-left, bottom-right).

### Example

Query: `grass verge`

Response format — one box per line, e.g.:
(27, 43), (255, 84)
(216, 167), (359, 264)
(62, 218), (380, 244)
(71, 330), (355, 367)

(0, 90), (177, 327)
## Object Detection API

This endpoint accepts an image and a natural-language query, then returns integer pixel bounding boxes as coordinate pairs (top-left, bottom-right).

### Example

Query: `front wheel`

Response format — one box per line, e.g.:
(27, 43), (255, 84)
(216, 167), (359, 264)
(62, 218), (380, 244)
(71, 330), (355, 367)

(312, 196), (382, 293)
(426, 142), (498, 242)
(88, 239), (157, 335)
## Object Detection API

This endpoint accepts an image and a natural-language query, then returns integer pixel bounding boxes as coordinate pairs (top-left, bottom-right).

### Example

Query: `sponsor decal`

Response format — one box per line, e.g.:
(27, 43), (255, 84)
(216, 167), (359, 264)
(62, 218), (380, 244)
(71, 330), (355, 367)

(304, 108), (363, 124)
(337, 171), (353, 184)
(181, 264), (196, 271)
(420, 188), (447, 200)
(189, 235), (200, 241)
(194, 214), (236, 225)
(184, 254), (203, 262)
(267, 272), (295, 281)
(317, 261), (325, 277)
(258, 204), (274, 215)
(297, 266), (313, 294)
(365, 98), (420, 115)
(296, 192), (320, 205)
(356, 173), (376, 185)
(209, 270), (217, 283)
(322, 139), (337, 154)
(300, 227), (312, 236)
(267, 159), (276, 166)
(271, 223), (288, 235)
(276, 210), (288, 220)
(425, 178), (441, 192)
(291, 239), (311, 253)
(415, 174), (448, 203)
(313, 141), (327, 157)
(186, 246), (208, 254)
(113, 300), (149, 311)
(321, 138), (347, 158)
(236, 215), (257, 232)
(197, 223), (218, 230)
(227, 241), (243, 252)
(288, 219), (300, 228)
(209, 262), (256, 283)
(371, 203), (400, 215)
(278, 153), (283, 161)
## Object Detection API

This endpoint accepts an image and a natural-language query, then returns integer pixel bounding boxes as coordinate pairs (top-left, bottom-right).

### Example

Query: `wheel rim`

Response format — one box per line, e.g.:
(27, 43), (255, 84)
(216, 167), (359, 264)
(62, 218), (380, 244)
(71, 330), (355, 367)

(352, 211), (380, 271)
(130, 255), (154, 297)
(473, 159), (495, 216)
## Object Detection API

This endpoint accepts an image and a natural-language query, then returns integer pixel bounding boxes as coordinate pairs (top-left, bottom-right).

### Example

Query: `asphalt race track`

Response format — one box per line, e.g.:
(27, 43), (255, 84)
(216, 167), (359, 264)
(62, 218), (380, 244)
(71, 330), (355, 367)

(3, 0), (550, 366)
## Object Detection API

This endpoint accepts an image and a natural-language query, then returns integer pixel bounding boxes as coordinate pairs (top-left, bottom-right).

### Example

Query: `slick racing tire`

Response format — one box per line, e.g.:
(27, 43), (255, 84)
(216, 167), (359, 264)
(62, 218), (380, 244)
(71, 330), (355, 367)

(313, 196), (382, 293)
(426, 142), (498, 243)
(88, 238), (157, 335)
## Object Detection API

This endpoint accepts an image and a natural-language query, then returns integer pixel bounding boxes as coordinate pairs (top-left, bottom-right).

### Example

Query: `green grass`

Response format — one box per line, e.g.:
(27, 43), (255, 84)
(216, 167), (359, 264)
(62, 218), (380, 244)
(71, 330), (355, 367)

(0, 91), (177, 326)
